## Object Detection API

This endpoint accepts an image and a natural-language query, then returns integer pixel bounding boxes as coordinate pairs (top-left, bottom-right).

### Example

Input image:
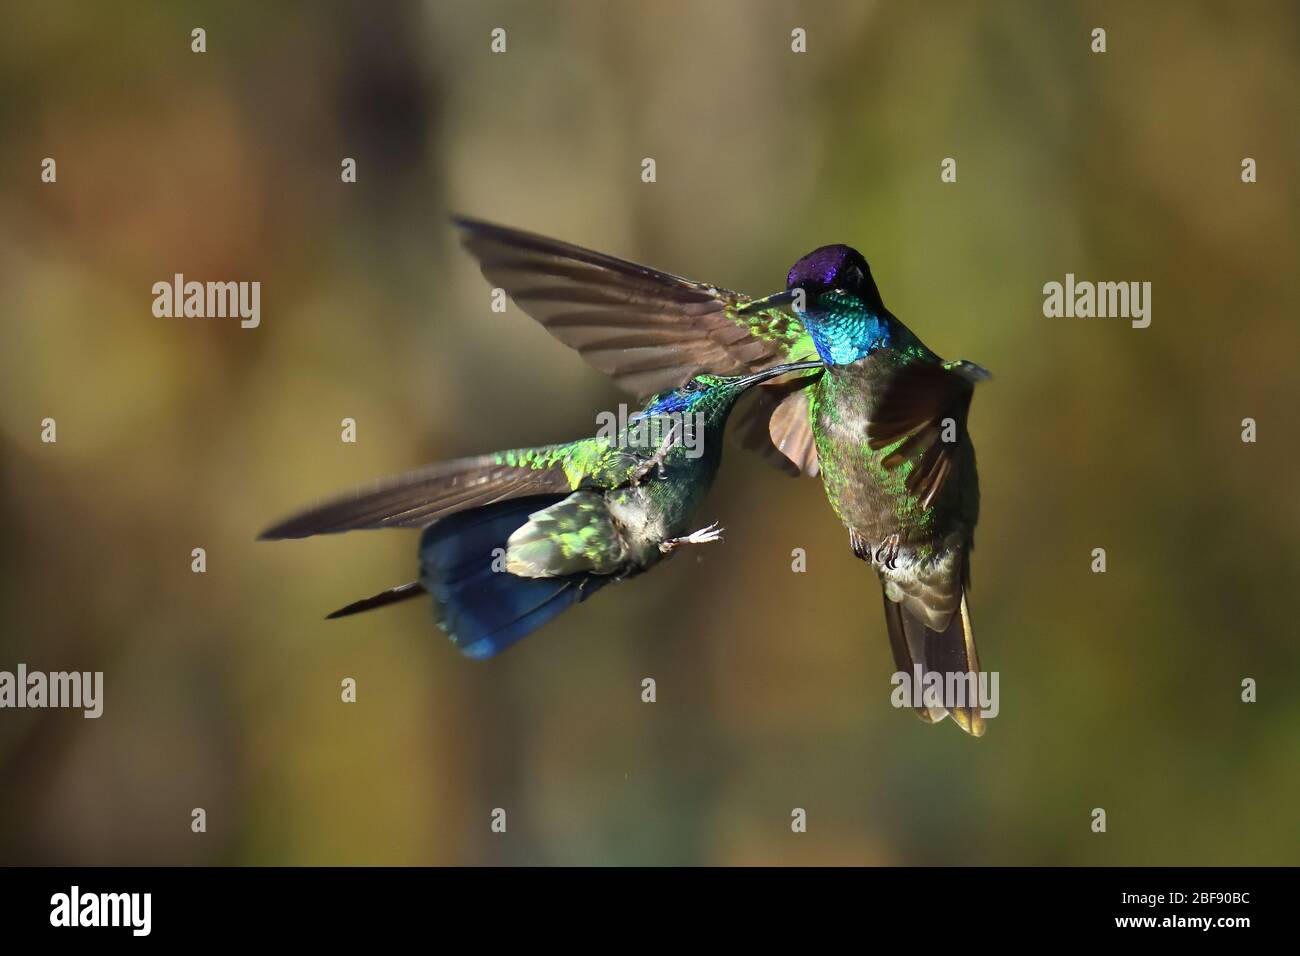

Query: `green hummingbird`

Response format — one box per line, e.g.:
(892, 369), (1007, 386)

(260, 361), (820, 658)
(454, 218), (990, 733)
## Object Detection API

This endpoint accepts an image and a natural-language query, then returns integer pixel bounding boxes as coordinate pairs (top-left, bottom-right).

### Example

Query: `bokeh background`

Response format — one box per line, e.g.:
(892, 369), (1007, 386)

(1, 1), (1297, 865)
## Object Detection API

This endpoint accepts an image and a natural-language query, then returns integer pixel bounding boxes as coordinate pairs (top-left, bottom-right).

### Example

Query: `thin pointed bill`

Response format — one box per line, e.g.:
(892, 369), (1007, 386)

(736, 359), (823, 389)
(734, 289), (799, 314)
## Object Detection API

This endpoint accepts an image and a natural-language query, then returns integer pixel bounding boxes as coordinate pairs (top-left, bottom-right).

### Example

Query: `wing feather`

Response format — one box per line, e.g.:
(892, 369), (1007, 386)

(454, 216), (820, 473)
(259, 443), (604, 539)
(732, 374), (823, 476)
(868, 359), (977, 508)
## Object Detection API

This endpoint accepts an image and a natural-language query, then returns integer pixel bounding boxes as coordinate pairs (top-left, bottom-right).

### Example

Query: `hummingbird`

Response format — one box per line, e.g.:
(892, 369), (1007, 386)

(260, 361), (821, 658)
(454, 217), (990, 733)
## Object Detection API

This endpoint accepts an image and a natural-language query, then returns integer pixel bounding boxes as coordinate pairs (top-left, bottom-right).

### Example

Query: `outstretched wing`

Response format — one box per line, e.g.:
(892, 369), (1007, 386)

(454, 216), (820, 473)
(259, 440), (629, 539)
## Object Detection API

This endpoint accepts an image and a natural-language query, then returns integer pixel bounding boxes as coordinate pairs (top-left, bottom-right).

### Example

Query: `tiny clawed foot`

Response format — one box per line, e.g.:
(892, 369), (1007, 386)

(875, 533), (901, 570)
(659, 522), (724, 553)
(685, 522), (724, 545)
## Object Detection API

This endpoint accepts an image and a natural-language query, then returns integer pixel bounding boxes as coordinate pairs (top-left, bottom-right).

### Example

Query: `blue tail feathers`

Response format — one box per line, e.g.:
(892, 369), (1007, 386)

(419, 495), (609, 658)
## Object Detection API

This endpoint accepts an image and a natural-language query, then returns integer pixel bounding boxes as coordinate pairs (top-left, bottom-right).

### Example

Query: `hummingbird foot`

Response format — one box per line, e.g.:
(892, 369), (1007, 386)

(659, 522), (724, 553)
(631, 420), (682, 486)
(848, 528), (871, 561)
(874, 533), (901, 570)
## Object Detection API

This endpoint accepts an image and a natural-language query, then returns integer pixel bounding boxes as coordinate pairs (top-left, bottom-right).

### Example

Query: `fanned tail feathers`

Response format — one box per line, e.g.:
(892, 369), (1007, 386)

(882, 589), (985, 737)
(419, 495), (611, 658)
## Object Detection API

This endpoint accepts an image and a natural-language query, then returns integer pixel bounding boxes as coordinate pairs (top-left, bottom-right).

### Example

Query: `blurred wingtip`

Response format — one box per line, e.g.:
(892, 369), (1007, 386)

(257, 517), (305, 541)
(450, 212), (501, 234)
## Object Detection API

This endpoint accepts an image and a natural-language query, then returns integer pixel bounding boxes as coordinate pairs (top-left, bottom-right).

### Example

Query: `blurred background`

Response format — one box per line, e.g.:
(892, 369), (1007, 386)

(1, 0), (1297, 865)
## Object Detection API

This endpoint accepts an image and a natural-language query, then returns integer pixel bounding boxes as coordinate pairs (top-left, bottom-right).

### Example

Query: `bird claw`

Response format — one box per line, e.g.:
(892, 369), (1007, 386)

(686, 522), (724, 545)
(849, 528), (871, 561)
(631, 420), (681, 487)
(874, 533), (901, 570)
(659, 522), (724, 553)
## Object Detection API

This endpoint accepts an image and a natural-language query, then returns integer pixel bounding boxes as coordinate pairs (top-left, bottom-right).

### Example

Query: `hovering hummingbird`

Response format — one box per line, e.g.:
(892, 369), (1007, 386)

(260, 362), (820, 658)
(454, 217), (990, 734)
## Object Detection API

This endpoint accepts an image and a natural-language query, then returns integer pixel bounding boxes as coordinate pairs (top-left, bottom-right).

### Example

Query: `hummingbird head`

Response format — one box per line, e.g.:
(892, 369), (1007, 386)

(627, 362), (821, 464)
(783, 244), (892, 365)
(737, 246), (892, 366)
(636, 362), (823, 423)
(786, 244), (883, 308)
(637, 375), (727, 419)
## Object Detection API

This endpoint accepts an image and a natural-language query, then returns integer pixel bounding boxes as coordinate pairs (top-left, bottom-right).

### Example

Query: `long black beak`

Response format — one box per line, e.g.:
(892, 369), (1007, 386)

(736, 359), (824, 389)
(735, 289), (798, 314)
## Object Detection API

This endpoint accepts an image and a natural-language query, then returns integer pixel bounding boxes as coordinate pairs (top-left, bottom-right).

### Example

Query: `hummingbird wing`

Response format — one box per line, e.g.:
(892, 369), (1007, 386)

(259, 440), (626, 539)
(867, 358), (980, 510)
(730, 370), (823, 476)
(453, 216), (821, 475)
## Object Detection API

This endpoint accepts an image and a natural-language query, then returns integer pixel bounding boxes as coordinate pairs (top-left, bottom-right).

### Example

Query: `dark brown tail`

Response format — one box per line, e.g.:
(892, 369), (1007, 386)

(882, 589), (986, 736)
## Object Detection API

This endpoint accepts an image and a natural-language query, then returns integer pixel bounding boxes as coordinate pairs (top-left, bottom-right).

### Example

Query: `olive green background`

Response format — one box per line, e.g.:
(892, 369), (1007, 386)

(1, 1), (1297, 865)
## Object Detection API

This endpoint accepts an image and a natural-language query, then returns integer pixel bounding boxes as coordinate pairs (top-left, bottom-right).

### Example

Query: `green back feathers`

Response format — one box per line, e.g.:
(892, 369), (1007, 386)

(491, 441), (624, 491)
